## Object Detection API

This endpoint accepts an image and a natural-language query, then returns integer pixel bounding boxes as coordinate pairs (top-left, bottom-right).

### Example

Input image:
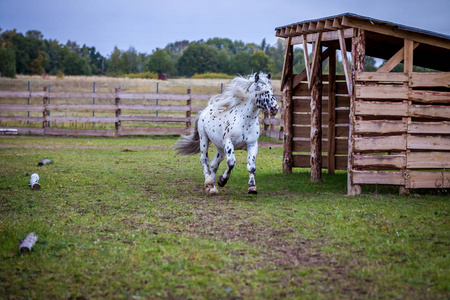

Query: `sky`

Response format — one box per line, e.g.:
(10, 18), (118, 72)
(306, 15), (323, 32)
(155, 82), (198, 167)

(1, 0), (449, 57)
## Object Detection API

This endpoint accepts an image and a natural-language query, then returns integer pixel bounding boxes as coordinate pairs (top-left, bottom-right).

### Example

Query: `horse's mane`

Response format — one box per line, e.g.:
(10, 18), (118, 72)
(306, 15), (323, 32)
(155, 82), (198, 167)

(208, 73), (268, 111)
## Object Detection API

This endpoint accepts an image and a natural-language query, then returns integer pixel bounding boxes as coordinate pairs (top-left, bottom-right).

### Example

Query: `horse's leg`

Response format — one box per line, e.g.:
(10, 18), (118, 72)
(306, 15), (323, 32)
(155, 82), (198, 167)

(209, 149), (225, 194)
(199, 132), (213, 188)
(218, 140), (235, 187)
(246, 142), (258, 194)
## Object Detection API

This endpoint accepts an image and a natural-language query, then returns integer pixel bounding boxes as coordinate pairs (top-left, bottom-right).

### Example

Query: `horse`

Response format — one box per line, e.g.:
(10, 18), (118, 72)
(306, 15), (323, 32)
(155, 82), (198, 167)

(174, 72), (279, 195)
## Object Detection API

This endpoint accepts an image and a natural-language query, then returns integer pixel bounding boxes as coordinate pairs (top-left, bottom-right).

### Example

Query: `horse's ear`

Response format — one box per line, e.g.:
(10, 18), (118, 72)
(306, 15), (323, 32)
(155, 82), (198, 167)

(267, 73), (271, 80)
(255, 73), (259, 83)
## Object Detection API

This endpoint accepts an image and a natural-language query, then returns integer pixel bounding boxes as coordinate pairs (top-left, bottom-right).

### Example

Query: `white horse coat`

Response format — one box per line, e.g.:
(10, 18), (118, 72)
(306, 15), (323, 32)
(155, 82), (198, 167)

(175, 72), (279, 194)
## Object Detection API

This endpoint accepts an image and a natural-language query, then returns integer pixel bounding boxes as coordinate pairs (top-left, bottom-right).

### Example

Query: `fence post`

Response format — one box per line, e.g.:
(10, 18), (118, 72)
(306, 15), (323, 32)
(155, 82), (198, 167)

(186, 87), (191, 130)
(263, 111), (269, 134)
(43, 86), (48, 132)
(92, 82), (95, 117)
(115, 87), (121, 136)
(27, 81), (30, 125)
(47, 84), (51, 127)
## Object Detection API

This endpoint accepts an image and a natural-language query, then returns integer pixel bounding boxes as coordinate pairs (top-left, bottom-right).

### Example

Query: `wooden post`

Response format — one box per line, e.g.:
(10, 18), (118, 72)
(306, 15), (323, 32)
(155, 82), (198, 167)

(327, 47), (337, 175)
(282, 39), (294, 173)
(263, 111), (269, 133)
(43, 86), (48, 130)
(348, 29), (365, 195)
(400, 39), (415, 195)
(186, 87), (192, 129)
(115, 87), (121, 136)
(310, 41), (323, 183)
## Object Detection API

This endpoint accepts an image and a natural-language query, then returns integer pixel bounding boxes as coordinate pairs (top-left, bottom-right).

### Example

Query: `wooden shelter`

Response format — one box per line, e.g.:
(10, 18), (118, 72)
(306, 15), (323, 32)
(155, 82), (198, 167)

(276, 13), (450, 195)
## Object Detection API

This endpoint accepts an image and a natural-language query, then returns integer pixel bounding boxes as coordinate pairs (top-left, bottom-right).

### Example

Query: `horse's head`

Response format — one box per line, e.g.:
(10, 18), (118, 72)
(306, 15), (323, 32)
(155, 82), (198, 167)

(250, 72), (279, 116)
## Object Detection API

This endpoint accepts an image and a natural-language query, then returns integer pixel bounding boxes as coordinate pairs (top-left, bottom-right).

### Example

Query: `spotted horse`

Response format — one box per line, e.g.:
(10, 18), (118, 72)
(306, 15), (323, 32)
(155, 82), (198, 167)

(174, 72), (279, 195)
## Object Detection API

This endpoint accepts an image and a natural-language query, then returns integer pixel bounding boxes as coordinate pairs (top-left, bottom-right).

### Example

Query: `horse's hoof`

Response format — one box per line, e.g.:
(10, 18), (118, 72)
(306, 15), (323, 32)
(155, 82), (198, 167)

(209, 186), (219, 195)
(248, 185), (257, 194)
(218, 175), (228, 187)
(204, 174), (214, 187)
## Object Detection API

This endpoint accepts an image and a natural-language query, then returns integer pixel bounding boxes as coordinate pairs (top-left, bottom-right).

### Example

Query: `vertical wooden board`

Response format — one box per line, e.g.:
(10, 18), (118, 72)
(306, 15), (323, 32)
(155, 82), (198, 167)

(408, 135), (450, 150)
(354, 120), (407, 134)
(408, 171), (450, 189)
(336, 110), (350, 124)
(355, 101), (408, 116)
(355, 85), (409, 99)
(293, 125), (348, 139)
(293, 99), (329, 113)
(293, 138), (348, 154)
(293, 154), (348, 170)
(352, 170), (405, 185)
(407, 152), (450, 169)
(354, 135), (407, 152)
(353, 154), (406, 169)
(403, 40), (414, 73)
(336, 96), (350, 108)
(409, 72), (450, 88)
(408, 121), (450, 134)
(293, 113), (311, 125)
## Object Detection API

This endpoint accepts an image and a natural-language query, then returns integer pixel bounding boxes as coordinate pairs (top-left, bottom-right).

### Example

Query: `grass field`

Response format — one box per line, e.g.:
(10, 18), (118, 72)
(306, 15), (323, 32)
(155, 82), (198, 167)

(0, 136), (448, 299)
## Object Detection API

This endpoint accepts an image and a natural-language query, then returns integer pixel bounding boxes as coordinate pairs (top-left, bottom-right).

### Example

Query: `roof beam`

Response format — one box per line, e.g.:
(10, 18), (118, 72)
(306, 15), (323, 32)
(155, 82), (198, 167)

(338, 29), (352, 95)
(341, 15), (450, 50)
(309, 32), (323, 89)
(377, 42), (420, 72)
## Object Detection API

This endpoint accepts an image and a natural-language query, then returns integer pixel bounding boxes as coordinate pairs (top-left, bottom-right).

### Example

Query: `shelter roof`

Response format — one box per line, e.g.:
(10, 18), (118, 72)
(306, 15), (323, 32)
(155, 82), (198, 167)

(275, 13), (450, 71)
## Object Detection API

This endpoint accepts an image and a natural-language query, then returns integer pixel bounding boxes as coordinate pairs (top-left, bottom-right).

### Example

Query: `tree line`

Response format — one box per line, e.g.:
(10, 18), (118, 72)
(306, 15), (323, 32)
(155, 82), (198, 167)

(0, 28), (382, 79)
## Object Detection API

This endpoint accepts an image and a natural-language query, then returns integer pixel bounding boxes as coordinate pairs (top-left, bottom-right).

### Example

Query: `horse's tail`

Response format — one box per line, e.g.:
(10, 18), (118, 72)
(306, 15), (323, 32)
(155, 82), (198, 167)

(174, 116), (201, 156)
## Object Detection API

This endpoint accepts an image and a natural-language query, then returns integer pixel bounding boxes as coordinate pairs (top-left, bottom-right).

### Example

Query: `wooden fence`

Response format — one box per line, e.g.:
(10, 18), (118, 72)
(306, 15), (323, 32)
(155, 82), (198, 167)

(0, 87), (283, 138)
(350, 72), (450, 190)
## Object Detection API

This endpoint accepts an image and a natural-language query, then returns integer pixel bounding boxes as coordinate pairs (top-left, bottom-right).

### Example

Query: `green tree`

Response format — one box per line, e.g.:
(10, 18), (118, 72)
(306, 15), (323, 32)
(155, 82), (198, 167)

(228, 50), (251, 75)
(146, 49), (175, 75)
(365, 56), (378, 71)
(249, 50), (274, 73)
(265, 39), (286, 74)
(177, 42), (221, 77)
(29, 49), (49, 74)
(0, 45), (16, 77)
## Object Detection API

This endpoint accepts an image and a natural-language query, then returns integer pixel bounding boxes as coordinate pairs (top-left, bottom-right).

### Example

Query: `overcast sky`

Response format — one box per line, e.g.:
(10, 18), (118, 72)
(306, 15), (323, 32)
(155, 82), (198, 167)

(1, 0), (449, 57)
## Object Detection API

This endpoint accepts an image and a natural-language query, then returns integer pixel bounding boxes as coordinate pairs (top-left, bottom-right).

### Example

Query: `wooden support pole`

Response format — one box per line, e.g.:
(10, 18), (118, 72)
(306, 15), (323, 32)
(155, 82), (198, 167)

(401, 39), (415, 195)
(327, 47), (337, 175)
(348, 29), (365, 195)
(282, 40), (294, 173)
(43, 87), (48, 130)
(302, 35), (311, 85)
(186, 87), (192, 129)
(115, 88), (121, 136)
(338, 30), (353, 95)
(310, 42), (322, 183)
(404, 39), (414, 73)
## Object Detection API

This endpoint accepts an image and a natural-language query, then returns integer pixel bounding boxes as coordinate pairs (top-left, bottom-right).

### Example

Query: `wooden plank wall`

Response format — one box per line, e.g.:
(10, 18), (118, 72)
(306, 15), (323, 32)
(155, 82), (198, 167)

(351, 72), (450, 190)
(291, 74), (350, 170)
(0, 90), (283, 138)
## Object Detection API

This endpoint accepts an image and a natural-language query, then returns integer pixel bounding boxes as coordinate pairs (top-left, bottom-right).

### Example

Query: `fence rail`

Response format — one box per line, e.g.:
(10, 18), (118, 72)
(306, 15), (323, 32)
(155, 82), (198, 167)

(0, 88), (283, 138)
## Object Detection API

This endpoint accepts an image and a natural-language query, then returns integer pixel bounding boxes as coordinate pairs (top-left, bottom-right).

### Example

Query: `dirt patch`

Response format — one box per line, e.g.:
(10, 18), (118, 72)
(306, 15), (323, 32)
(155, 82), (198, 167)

(145, 183), (368, 298)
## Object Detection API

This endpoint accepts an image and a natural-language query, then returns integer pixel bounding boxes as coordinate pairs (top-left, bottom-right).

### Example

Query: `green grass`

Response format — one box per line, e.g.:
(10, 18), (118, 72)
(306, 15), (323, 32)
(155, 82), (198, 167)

(0, 137), (449, 299)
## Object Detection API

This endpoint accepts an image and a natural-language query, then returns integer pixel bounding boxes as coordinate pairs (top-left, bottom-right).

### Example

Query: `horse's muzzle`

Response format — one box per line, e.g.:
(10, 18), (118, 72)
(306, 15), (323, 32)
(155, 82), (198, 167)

(269, 106), (279, 116)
